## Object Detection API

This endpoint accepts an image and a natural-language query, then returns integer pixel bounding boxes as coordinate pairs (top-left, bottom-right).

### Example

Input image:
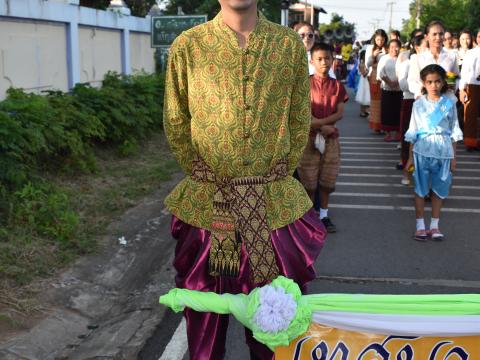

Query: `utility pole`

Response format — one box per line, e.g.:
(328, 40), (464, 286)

(280, 0), (290, 27)
(372, 18), (383, 31)
(415, 0), (422, 29)
(310, 0), (314, 25)
(387, 1), (396, 31)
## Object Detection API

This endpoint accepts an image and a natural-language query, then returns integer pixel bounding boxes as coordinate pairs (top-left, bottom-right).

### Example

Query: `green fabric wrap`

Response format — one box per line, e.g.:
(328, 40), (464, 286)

(159, 276), (480, 351)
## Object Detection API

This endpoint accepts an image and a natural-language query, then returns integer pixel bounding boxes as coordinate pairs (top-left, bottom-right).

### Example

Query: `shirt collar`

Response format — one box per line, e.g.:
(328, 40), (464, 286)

(213, 11), (269, 46)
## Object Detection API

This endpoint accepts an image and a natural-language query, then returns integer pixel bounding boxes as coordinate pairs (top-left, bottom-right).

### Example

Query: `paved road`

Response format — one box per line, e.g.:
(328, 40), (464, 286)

(142, 90), (480, 360)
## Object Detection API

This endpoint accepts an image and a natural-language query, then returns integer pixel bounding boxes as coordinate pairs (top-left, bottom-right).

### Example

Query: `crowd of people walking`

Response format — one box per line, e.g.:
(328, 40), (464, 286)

(351, 22), (480, 240)
(291, 19), (480, 240)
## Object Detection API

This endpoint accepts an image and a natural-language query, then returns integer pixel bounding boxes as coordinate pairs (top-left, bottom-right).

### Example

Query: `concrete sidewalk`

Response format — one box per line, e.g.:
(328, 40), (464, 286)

(0, 173), (183, 360)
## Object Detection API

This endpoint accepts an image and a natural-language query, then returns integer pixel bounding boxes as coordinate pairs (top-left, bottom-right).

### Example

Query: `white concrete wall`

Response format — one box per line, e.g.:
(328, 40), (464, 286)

(0, 18), (69, 96)
(79, 26), (122, 86)
(0, 0), (153, 99)
(130, 32), (155, 74)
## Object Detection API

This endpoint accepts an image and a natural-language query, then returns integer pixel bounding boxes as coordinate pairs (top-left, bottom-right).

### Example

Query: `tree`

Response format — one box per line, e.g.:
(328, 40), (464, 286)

(318, 13), (356, 44)
(402, 0), (480, 36)
(465, 0), (480, 32)
(164, 0), (280, 22)
(80, 0), (157, 17)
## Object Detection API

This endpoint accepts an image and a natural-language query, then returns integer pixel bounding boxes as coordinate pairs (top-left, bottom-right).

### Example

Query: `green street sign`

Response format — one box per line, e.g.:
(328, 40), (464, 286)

(151, 15), (207, 48)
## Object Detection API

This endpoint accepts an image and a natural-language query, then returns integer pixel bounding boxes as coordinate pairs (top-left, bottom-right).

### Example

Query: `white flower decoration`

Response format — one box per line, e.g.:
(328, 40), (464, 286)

(253, 285), (297, 333)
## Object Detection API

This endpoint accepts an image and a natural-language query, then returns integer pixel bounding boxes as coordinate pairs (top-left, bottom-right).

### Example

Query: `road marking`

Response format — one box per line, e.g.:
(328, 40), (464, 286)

(342, 146), (402, 151)
(331, 192), (480, 201)
(341, 140), (479, 152)
(342, 152), (401, 157)
(336, 181), (480, 190)
(342, 152), (475, 159)
(339, 173), (480, 180)
(329, 203), (480, 213)
(341, 136), (388, 140)
(315, 275), (480, 289)
(159, 318), (187, 360)
(341, 145), (470, 154)
(340, 165), (480, 172)
(341, 158), (480, 165)
(340, 141), (398, 145)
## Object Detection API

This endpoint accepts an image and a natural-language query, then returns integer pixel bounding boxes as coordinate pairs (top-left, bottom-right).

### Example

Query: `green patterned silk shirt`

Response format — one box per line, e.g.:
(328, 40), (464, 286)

(163, 12), (312, 230)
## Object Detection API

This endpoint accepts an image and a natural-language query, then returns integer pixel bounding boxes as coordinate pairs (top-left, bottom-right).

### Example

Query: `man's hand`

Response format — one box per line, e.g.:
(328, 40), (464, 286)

(459, 89), (468, 105)
(320, 125), (336, 137)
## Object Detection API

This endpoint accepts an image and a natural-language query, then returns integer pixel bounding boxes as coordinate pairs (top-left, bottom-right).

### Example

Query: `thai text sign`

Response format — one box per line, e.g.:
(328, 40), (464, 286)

(276, 324), (479, 359)
(151, 15), (207, 48)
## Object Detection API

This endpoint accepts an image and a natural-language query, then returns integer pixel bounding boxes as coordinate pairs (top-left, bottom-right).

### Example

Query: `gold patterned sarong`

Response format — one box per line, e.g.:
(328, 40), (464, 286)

(191, 156), (287, 284)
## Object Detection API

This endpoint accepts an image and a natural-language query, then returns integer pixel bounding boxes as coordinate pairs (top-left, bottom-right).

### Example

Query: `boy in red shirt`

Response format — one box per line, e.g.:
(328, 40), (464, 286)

(298, 42), (348, 233)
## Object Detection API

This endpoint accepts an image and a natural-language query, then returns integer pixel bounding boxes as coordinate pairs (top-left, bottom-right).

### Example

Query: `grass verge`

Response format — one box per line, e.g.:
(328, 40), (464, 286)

(0, 132), (179, 334)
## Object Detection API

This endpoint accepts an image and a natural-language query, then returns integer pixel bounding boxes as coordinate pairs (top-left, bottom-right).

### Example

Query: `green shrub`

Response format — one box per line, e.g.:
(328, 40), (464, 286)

(9, 181), (79, 243)
(0, 72), (166, 271)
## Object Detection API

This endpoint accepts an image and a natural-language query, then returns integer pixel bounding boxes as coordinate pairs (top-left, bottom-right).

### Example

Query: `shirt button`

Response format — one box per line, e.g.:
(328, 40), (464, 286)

(244, 49), (250, 55)
(243, 132), (250, 139)
(243, 75), (250, 82)
(243, 159), (252, 166)
(245, 105), (251, 111)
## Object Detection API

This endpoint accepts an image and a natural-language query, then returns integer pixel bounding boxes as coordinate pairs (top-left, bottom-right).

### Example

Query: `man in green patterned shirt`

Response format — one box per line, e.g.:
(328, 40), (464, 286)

(163, 0), (326, 358)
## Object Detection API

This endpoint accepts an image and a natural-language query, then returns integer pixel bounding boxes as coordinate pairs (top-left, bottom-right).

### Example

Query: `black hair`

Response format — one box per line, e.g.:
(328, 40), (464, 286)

(388, 39), (402, 48)
(390, 30), (401, 40)
(420, 64), (448, 95)
(310, 42), (334, 57)
(410, 34), (426, 54)
(359, 49), (366, 61)
(371, 29), (388, 52)
(459, 29), (473, 50)
(425, 20), (445, 35)
(410, 28), (423, 39)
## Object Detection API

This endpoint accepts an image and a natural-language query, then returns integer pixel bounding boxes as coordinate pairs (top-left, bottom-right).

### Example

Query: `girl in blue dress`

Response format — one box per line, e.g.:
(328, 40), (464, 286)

(405, 64), (463, 241)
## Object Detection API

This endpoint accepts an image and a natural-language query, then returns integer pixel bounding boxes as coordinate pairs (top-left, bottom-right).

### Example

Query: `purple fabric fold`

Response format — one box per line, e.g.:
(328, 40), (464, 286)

(170, 208), (326, 360)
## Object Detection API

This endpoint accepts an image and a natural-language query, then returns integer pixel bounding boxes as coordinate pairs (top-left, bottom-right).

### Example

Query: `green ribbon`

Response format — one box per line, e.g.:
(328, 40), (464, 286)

(159, 276), (480, 351)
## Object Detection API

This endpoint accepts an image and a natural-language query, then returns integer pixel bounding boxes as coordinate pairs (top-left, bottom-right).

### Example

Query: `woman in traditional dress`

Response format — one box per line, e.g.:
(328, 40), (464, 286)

(408, 20), (459, 100)
(366, 29), (388, 132)
(455, 30), (473, 132)
(459, 29), (480, 150)
(397, 34), (427, 185)
(355, 49), (370, 117)
(377, 39), (402, 141)
(458, 30), (473, 70)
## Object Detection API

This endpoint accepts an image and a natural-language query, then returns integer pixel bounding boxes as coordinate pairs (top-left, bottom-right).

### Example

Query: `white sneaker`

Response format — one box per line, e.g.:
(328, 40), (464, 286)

(401, 177), (410, 186)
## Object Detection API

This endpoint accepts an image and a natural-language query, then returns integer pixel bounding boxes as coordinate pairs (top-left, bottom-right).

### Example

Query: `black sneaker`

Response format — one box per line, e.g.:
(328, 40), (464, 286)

(321, 217), (337, 233)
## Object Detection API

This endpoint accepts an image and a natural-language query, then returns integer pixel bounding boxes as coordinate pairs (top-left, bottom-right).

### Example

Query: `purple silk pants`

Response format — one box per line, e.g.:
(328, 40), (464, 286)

(170, 208), (326, 360)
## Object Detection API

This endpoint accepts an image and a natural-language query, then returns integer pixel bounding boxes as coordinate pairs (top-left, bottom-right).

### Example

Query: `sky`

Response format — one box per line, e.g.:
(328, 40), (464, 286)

(309, 0), (413, 40)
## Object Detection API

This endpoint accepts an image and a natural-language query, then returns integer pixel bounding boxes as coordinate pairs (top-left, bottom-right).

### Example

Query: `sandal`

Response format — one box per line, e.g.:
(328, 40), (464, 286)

(401, 177), (410, 186)
(414, 229), (429, 241)
(429, 228), (444, 241)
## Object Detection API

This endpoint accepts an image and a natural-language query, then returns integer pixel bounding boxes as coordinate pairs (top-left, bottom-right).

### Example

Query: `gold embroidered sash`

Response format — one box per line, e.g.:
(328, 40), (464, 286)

(191, 156), (287, 283)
